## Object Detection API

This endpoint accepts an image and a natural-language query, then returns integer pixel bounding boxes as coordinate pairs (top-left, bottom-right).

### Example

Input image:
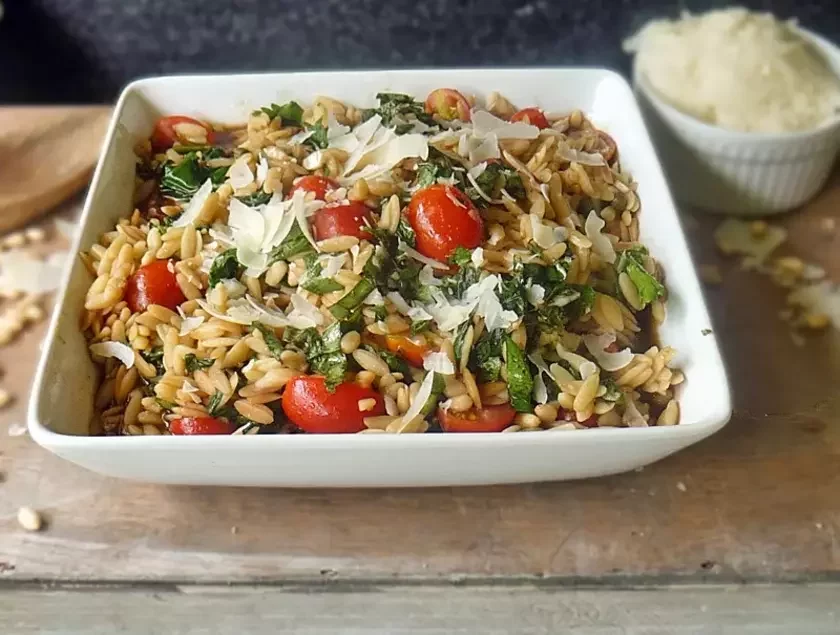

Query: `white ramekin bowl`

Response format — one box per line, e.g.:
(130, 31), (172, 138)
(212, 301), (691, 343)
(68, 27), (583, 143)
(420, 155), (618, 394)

(633, 28), (840, 216)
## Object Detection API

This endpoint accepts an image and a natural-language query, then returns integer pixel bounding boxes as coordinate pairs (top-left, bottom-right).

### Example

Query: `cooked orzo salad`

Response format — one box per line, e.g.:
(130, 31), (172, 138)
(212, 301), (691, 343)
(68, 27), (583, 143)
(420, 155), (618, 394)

(82, 88), (683, 436)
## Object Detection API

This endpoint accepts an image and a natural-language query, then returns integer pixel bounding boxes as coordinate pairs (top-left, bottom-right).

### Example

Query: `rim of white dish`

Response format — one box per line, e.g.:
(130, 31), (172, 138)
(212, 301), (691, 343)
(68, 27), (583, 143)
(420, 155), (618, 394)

(632, 25), (840, 142)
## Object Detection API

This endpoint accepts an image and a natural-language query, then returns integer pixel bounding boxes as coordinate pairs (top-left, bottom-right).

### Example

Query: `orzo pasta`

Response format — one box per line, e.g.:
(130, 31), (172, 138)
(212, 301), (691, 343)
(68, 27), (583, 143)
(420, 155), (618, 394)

(82, 88), (683, 435)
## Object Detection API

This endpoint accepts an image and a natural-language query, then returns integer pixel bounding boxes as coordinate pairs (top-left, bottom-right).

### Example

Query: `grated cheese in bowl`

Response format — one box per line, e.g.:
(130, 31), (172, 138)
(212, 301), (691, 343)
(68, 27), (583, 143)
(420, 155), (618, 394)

(624, 7), (840, 133)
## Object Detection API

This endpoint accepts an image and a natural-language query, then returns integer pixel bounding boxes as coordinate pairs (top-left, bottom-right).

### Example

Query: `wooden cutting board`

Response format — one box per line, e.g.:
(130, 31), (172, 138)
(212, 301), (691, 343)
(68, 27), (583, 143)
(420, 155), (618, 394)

(0, 106), (111, 234)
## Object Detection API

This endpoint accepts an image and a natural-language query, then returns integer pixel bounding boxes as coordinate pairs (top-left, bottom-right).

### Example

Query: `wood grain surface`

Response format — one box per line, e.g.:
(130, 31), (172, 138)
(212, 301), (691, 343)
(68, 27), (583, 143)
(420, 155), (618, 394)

(2, 584), (839, 634)
(0, 173), (839, 585)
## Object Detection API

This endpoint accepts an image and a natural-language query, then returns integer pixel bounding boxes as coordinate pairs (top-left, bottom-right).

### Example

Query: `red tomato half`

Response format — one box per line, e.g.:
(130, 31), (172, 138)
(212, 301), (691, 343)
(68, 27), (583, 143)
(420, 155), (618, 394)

(151, 116), (214, 152)
(282, 376), (386, 434)
(407, 184), (483, 262)
(385, 335), (429, 368)
(170, 417), (234, 435)
(125, 260), (186, 313)
(438, 404), (516, 433)
(311, 201), (373, 241)
(510, 107), (550, 129)
(287, 175), (339, 201)
(425, 88), (472, 121)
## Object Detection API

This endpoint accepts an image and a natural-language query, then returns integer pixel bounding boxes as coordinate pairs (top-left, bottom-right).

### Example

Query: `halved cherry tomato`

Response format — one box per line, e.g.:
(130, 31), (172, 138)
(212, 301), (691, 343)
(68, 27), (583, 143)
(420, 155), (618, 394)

(170, 416), (234, 435)
(438, 404), (517, 433)
(151, 116), (214, 152)
(287, 175), (339, 201)
(425, 88), (472, 122)
(282, 376), (386, 434)
(510, 107), (550, 129)
(385, 335), (429, 368)
(311, 201), (373, 241)
(407, 184), (483, 262)
(125, 260), (186, 313)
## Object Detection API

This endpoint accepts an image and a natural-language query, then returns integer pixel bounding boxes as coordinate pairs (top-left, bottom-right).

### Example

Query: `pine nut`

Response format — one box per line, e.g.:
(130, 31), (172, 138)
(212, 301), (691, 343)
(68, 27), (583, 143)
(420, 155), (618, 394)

(340, 331), (361, 354)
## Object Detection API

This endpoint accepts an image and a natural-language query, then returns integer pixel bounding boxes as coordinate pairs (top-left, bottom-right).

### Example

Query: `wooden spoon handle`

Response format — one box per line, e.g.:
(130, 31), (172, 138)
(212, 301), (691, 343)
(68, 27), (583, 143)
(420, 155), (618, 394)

(0, 106), (112, 234)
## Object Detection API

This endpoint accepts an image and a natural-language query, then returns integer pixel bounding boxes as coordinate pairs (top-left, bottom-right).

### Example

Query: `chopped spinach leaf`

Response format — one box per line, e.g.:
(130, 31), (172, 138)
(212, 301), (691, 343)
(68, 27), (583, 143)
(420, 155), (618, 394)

(452, 322), (470, 365)
(329, 278), (375, 320)
(237, 190), (272, 207)
(362, 92), (436, 130)
(159, 149), (229, 201)
(284, 323), (347, 390)
(252, 323), (284, 359)
(449, 246), (473, 267)
(268, 222), (316, 263)
(413, 147), (465, 190)
(303, 121), (329, 149)
(410, 319), (431, 335)
(420, 372), (446, 416)
(601, 378), (624, 404)
(207, 390), (225, 416)
(208, 248), (241, 288)
(504, 336), (533, 413)
(300, 254), (345, 295)
(616, 247), (664, 308)
(469, 329), (504, 383)
(141, 347), (165, 376)
(440, 262), (481, 300)
(155, 398), (178, 412)
(465, 162), (526, 207)
(395, 216), (416, 248)
(184, 353), (215, 373)
(259, 101), (304, 127)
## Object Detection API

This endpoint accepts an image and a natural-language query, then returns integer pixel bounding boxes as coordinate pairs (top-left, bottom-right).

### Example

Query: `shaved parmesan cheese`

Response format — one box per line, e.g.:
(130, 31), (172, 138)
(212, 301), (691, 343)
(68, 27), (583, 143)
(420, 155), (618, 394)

(291, 189), (320, 252)
(714, 218), (787, 263)
(579, 361), (599, 380)
(470, 275), (519, 331)
(326, 112), (351, 140)
(302, 150), (325, 171)
(320, 254), (346, 278)
(528, 352), (553, 404)
(245, 295), (289, 327)
(0, 250), (67, 294)
(407, 306), (434, 322)
(173, 179), (213, 228)
(400, 370), (435, 425)
(549, 362), (577, 385)
(228, 198), (266, 249)
(343, 133), (429, 183)
(585, 211), (617, 264)
(539, 183), (551, 203)
(423, 351), (455, 375)
(466, 172), (494, 203)
(530, 214), (568, 249)
(424, 290), (475, 332)
(197, 298), (255, 325)
(363, 288), (384, 305)
(179, 316), (205, 336)
(419, 265), (443, 287)
(527, 284), (545, 307)
(472, 110), (540, 140)
(554, 343), (593, 374)
(468, 162), (488, 179)
(556, 146), (606, 166)
(623, 398), (648, 427)
(287, 292), (324, 329)
(583, 333), (633, 371)
(228, 155), (255, 189)
(256, 155), (269, 186)
(290, 129), (314, 145)
(550, 291), (580, 308)
(402, 245), (448, 270)
(471, 247), (485, 268)
(220, 278), (247, 299)
(89, 341), (135, 368)
(439, 398), (453, 412)
(470, 133), (502, 164)
(386, 291), (411, 314)
(787, 281), (840, 328)
(342, 115), (386, 175)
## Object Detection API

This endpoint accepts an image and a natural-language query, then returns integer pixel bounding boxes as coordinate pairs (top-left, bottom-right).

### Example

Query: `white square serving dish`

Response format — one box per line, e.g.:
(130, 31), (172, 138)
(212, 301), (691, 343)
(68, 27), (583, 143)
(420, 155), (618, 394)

(28, 68), (731, 487)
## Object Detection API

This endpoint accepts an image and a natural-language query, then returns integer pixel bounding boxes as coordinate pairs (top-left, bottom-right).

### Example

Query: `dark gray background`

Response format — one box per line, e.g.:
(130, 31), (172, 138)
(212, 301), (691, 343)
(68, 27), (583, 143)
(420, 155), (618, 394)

(2, 0), (838, 103)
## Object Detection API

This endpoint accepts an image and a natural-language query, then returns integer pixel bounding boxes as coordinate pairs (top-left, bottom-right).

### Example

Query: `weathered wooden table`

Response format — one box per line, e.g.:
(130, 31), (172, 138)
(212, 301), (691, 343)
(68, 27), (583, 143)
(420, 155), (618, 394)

(1, 174), (839, 633)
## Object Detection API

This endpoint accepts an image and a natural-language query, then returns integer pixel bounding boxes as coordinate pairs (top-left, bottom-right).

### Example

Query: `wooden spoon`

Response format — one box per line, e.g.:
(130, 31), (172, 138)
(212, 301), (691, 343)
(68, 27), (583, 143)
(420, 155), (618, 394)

(0, 106), (112, 234)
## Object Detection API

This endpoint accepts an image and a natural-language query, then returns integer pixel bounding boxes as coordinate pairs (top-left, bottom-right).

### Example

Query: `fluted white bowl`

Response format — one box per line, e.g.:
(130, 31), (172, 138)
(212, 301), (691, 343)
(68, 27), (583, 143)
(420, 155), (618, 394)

(633, 28), (840, 215)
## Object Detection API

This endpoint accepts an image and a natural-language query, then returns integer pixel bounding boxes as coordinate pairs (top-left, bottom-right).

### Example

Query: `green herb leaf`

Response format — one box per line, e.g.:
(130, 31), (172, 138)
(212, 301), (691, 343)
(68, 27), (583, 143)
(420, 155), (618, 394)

(207, 390), (225, 416)
(237, 191), (272, 207)
(303, 277), (344, 295)
(184, 353), (215, 373)
(364, 92), (436, 130)
(155, 398), (178, 412)
(469, 330), (504, 383)
(303, 121), (329, 149)
(160, 153), (205, 200)
(208, 249), (241, 289)
(616, 247), (664, 308)
(329, 278), (375, 320)
(413, 147), (464, 190)
(260, 101), (304, 127)
(449, 247), (472, 267)
(141, 347), (165, 376)
(452, 322), (470, 365)
(252, 323), (284, 359)
(395, 216), (416, 248)
(268, 222), (316, 263)
(420, 372), (446, 416)
(464, 162), (526, 207)
(504, 336), (534, 413)
(285, 323), (347, 391)
(600, 378), (624, 404)
(409, 319), (431, 335)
